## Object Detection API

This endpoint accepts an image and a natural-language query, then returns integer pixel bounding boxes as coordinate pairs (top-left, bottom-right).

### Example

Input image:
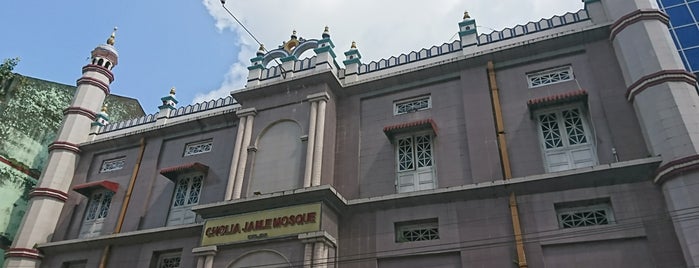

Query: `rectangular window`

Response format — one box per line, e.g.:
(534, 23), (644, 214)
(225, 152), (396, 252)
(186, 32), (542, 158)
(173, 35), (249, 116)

(396, 133), (435, 193)
(166, 172), (204, 226)
(156, 252), (182, 268)
(394, 96), (431, 115)
(79, 190), (114, 238)
(556, 199), (614, 229)
(99, 157), (125, 173)
(536, 105), (596, 172)
(527, 66), (574, 88)
(62, 260), (87, 268)
(183, 140), (213, 157)
(395, 219), (439, 242)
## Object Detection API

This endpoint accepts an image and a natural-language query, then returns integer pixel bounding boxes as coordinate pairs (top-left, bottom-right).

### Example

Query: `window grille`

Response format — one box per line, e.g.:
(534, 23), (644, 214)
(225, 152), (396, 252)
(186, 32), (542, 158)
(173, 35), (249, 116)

(556, 200), (614, 229)
(184, 140), (213, 156)
(167, 173), (204, 226)
(79, 190), (114, 238)
(394, 96), (431, 115)
(536, 105), (596, 172)
(395, 219), (439, 242)
(396, 133), (435, 193)
(100, 157), (125, 173)
(527, 66), (573, 88)
(157, 253), (182, 268)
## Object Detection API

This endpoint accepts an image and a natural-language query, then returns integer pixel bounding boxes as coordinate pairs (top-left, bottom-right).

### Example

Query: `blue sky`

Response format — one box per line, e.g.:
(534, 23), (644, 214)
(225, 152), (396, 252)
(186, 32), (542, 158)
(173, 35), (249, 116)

(1, 0), (583, 115)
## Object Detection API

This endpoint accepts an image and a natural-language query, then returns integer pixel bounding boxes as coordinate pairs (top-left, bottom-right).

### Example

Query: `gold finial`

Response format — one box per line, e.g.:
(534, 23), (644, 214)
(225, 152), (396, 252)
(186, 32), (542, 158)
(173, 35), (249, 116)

(351, 41), (357, 49)
(170, 87), (176, 95)
(324, 26), (329, 33)
(101, 105), (108, 113)
(107, 27), (117, 45)
(258, 44), (265, 51)
(463, 11), (470, 19)
(292, 30), (297, 35)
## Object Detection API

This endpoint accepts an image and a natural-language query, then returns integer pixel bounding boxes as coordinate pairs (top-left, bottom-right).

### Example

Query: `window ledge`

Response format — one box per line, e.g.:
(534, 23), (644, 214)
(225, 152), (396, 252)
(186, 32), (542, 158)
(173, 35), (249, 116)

(538, 222), (646, 246)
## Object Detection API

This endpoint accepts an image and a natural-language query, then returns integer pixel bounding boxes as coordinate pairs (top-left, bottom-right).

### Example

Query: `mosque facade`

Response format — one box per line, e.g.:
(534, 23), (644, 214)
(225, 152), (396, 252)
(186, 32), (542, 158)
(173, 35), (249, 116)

(5, 0), (699, 267)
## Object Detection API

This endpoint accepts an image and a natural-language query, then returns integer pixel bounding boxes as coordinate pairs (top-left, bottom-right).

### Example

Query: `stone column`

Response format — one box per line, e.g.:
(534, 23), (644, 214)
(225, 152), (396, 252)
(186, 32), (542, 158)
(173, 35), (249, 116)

(303, 101), (318, 187)
(232, 108), (257, 199)
(299, 231), (337, 268)
(192, 246), (217, 268)
(225, 115), (247, 200)
(305, 93), (329, 187)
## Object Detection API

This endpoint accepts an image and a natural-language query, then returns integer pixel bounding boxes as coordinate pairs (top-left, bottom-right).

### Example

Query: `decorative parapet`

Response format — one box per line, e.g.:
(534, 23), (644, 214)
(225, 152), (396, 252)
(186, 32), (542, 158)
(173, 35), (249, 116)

(477, 10), (589, 45)
(353, 9), (589, 76)
(357, 40), (462, 75)
(258, 56), (318, 82)
(99, 95), (238, 134)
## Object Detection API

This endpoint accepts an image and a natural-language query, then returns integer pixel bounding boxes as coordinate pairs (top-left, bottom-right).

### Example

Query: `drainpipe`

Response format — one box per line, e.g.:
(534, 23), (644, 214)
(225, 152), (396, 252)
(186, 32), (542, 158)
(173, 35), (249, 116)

(487, 61), (527, 268)
(99, 137), (146, 268)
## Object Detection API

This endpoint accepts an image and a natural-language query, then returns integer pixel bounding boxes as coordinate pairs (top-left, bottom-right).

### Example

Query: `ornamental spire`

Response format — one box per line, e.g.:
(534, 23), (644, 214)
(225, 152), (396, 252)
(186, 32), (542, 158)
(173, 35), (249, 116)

(106, 27), (117, 46)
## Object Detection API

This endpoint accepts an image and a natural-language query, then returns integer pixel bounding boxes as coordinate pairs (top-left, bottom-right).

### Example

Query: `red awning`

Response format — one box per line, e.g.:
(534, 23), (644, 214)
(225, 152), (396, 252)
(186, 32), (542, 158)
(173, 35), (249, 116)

(72, 180), (119, 197)
(527, 89), (588, 110)
(160, 162), (209, 181)
(383, 119), (437, 139)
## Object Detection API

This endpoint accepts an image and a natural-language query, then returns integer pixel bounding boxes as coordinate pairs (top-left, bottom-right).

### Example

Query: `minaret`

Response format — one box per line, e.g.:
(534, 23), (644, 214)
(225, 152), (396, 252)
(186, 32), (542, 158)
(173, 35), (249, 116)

(592, 0), (699, 266)
(156, 87), (178, 125)
(4, 28), (119, 268)
(342, 41), (362, 83)
(458, 11), (478, 53)
(88, 105), (110, 141)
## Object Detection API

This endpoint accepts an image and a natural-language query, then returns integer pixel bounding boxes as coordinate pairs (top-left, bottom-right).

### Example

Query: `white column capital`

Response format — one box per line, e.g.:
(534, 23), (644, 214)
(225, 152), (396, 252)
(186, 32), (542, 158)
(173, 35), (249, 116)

(306, 92), (330, 103)
(192, 245), (218, 256)
(298, 231), (337, 247)
(236, 107), (257, 118)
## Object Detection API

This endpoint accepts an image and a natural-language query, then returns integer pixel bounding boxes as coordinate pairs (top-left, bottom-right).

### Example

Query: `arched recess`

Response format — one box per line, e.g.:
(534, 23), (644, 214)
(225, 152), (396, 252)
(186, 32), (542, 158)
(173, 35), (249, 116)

(291, 40), (319, 58)
(262, 50), (290, 67)
(228, 250), (291, 268)
(248, 120), (304, 196)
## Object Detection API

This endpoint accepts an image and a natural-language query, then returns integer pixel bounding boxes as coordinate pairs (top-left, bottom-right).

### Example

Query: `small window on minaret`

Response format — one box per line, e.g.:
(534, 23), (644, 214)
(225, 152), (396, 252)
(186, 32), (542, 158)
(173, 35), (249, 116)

(97, 59), (104, 66)
(105, 62), (111, 69)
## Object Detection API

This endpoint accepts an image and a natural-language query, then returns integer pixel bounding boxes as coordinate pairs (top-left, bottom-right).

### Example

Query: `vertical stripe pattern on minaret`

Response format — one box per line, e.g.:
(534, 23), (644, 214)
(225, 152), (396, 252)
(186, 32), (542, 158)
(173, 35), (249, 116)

(4, 29), (118, 268)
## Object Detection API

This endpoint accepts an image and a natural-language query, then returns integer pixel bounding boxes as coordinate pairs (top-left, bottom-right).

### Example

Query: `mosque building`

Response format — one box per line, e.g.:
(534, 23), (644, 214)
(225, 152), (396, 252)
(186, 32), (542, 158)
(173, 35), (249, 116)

(4, 0), (699, 267)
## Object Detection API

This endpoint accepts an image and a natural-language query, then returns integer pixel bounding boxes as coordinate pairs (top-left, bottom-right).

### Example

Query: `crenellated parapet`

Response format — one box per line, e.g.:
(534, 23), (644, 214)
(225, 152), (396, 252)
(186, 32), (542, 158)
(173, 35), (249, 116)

(242, 9), (592, 89)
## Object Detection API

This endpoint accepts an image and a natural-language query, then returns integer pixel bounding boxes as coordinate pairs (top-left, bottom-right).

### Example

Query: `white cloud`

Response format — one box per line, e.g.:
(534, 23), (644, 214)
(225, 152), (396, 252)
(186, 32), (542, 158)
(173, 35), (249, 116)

(196, 0), (583, 103)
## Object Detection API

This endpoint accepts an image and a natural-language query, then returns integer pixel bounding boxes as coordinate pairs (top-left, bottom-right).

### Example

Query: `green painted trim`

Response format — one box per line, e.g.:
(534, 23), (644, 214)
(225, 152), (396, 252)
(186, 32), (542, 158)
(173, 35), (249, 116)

(91, 121), (105, 127)
(458, 19), (476, 27)
(313, 46), (337, 58)
(249, 56), (263, 63)
(280, 55), (298, 62)
(160, 95), (179, 104)
(344, 50), (362, 58)
(582, 0), (600, 3)
(343, 58), (361, 65)
(318, 38), (335, 49)
(459, 28), (478, 37)
(158, 105), (176, 110)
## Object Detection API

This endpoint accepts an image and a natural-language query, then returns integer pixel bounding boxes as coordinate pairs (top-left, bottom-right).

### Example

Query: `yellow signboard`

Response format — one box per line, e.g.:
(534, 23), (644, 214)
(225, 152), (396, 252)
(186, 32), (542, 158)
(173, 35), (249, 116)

(201, 203), (321, 246)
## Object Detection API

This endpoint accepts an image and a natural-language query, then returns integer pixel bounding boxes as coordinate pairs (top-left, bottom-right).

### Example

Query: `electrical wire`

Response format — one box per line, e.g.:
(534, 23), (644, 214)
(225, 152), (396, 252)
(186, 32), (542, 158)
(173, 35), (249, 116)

(220, 2), (287, 78)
